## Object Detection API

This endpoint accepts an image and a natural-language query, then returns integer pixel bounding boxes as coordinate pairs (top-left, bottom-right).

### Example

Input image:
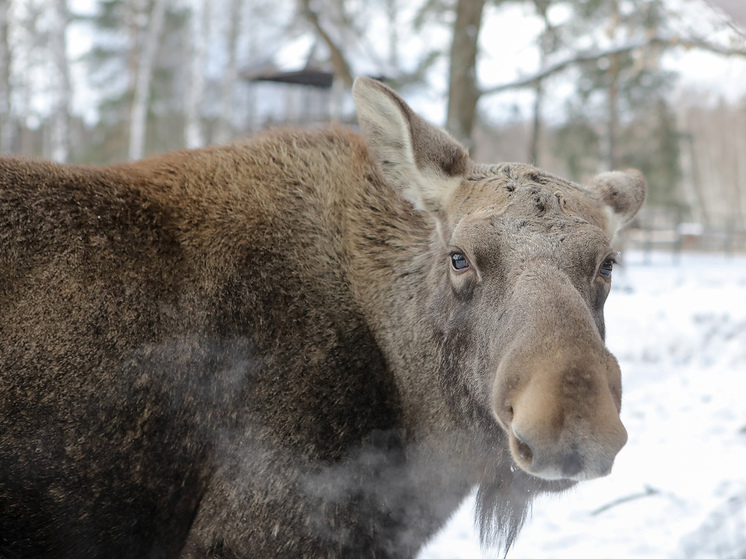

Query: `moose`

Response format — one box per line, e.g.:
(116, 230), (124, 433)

(0, 77), (645, 558)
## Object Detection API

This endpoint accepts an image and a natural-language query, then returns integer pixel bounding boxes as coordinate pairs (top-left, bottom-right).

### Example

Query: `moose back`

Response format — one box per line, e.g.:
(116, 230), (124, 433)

(0, 78), (645, 558)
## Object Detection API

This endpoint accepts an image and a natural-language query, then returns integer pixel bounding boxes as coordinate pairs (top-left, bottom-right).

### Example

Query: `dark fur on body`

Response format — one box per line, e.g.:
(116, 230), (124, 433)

(0, 79), (644, 558)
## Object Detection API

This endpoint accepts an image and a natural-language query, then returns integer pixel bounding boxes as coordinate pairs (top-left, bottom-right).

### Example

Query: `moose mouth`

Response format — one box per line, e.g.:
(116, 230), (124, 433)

(509, 432), (536, 471)
(506, 426), (617, 482)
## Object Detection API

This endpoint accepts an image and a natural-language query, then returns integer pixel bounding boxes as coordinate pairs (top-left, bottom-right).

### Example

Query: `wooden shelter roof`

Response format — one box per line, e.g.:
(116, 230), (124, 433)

(242, 68), (335, 89)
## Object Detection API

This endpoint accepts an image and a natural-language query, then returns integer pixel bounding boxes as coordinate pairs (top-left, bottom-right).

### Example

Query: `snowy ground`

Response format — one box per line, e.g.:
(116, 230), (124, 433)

(419, 250), (746, 559)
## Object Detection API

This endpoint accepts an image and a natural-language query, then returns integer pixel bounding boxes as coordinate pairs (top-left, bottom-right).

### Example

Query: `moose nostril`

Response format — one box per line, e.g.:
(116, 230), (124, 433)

(514, 434), (534, 466)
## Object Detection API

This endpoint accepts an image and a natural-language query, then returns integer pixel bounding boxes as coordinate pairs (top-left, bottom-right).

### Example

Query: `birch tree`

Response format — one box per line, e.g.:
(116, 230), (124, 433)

(128, 0), (149, 97)
(215, 0), (242, 145)
(129, 0), (168, 160)
(0, 0), (12, 153)
(604, 0), (622, 171)
(185, 0), (209, 149)
(385, 0), (399, 71)
(49, 0), (71, 162)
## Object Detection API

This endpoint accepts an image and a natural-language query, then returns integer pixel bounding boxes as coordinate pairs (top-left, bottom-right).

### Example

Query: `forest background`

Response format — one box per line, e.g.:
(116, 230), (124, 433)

(1, 0), (745, 233)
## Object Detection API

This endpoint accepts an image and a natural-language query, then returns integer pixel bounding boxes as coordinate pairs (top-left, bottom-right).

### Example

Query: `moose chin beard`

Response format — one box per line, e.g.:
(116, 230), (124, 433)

(474, 441), (577, 554)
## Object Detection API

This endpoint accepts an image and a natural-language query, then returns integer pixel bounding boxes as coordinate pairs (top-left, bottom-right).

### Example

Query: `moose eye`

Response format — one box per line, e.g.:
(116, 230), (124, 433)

(451, 253), (469, 271)
(599, 259), (614, 278)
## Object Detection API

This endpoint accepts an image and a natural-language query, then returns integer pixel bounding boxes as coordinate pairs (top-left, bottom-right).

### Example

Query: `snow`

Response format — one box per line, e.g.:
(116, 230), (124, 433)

(419, 250), (746, 559)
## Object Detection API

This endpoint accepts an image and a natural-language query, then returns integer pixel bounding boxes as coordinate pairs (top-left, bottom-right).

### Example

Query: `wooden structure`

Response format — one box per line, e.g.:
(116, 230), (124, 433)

(241, 65), (345, 127)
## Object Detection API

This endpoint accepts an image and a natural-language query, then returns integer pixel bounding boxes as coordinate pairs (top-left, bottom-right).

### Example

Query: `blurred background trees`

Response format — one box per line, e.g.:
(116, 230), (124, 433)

(0, 0), (745, 234)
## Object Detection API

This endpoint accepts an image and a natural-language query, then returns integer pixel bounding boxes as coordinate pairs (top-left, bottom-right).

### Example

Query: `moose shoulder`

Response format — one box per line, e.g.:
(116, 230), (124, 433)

(0, 78), (645, 558)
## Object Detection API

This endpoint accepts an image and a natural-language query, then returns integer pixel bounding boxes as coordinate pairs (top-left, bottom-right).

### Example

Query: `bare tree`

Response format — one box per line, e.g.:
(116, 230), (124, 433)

(298, 0), (354, 88)
(706, 0), (746, 27)
(528, 0), (556, 166)
(294, 0), (489, 149)
(604, 0), (621, 171)
(215, 0), (242, 145)
(481, 35), (746, 97)
(49, 0), (71, 162)
(680, 100), (746, 227)
(126, 0), (151, 148)
(385, 0), (399, 71)
(185, 0), (209, 149)
(128, 0), (149, 97)
(445, 0), (486, 150)
(129, 0), (168, 160)
(0, 0), (12, 154)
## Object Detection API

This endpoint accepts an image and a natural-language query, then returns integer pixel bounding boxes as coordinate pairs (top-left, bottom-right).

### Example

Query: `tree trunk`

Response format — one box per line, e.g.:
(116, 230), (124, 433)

(299, 0), (354, 89)
(129, 0), (168, 160)
(49, 0), (71, 163)
(185, 0), (208, 149)
(215, 0), (241, 145)
(0, 0), (13, 154)
(529, 80), (543, 165)
(605, 0), (621, 171)
(528, 0), (553, 166)
(605, 62), (620, 170)
(386, 0), (399, 71)
(445, 0), (486, 151)
(126, 0), (148, 130)
(684, 132), (709, 226)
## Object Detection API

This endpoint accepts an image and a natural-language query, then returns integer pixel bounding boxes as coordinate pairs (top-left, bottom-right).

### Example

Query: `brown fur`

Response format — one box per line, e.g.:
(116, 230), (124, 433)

(0, 78), (645, 558)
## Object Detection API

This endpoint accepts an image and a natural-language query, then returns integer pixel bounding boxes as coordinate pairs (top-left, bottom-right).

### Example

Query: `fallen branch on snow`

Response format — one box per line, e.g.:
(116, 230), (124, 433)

(590, 485), (661, 516)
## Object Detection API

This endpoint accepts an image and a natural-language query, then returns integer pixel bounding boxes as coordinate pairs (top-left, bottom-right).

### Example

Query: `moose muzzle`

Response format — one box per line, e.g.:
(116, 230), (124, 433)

(491, 268), (628, 481)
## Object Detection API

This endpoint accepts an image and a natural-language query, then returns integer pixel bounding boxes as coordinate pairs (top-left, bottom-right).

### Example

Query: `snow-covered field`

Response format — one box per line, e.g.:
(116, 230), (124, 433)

(419, 250), (746, 559)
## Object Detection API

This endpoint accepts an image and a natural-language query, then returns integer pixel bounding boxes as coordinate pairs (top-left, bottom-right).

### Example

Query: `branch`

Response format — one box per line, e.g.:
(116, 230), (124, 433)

(481, 34), (746, 97)
(298, 0), (354, 89)
(703, 0), (746, 40)
(590, 485), (660, 516)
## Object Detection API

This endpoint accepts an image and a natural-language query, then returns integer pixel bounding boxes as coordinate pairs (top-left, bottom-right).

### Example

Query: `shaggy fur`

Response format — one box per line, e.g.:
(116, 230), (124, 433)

(0, 78), (645, 558)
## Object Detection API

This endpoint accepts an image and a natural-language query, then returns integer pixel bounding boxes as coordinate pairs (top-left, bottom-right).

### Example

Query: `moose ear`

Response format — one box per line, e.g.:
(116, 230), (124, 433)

(585, 169), (647, 237)
(352, 77), (469, 213)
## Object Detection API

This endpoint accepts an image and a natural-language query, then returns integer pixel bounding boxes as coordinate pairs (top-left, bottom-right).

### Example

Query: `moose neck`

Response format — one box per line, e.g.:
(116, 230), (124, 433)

(346, 158), (480, 458)
(346, 188), (484, 536)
